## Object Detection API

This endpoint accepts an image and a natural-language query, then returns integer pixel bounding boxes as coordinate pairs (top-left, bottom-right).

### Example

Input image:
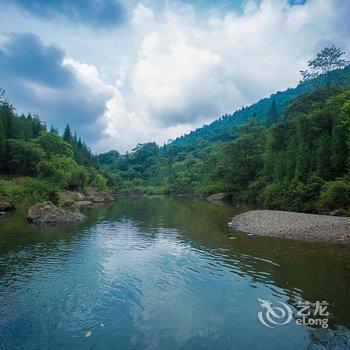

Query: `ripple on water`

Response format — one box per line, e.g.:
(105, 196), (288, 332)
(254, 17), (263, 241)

(0, 198), (350, 350)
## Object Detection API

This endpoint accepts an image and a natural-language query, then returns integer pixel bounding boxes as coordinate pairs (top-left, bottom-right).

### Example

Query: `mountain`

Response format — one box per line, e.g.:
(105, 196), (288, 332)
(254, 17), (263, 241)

(98, 66), (350, 215)
(172, 65), (350, 145)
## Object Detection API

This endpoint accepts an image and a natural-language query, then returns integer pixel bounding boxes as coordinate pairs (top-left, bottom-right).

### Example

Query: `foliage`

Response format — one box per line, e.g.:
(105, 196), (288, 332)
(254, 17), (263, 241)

(37, 155), (88, 190)
(3, 139), (44, 176)
(0, 177), (58, 208)
(318, 180), (350, 213)
(0, 91), (117, 205)
(300, 45), (349, 87)
(34, 131), (73, 158)
(99, 75), (350, 214)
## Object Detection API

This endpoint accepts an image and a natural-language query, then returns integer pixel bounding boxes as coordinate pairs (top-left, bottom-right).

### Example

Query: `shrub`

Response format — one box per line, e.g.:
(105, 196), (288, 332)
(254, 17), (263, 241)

(4, 139), (44, 176)
(88, 167), (108, 191)
(37, 155), (87, 190)
(258, 182), (291, 210)
(0, 178), (58, 207)
(34, 131), (73, 158)
(318, 180), (350, 213)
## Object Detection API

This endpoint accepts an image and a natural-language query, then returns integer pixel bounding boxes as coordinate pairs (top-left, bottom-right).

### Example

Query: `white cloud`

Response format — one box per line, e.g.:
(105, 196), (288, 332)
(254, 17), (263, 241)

(1, 0), (349, 153)
(92, 0), (349, 153)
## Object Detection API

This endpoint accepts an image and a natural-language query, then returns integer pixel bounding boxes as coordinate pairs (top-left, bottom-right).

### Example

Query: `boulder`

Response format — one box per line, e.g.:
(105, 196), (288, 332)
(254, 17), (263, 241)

(61, 200), (80, 211)
(75, 200), (95, 207)
(0, 200), (12, 211)
(27, 202), (85, 224)
(206, 193), (231, 203)
(86, 187), (115, 202)
(86, 195), (105, 203)
(58, 190), (86, 203)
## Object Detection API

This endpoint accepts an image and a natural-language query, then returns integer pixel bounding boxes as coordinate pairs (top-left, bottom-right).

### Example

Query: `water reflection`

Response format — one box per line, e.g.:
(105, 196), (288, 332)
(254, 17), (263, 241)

(0, 196), (349, 349)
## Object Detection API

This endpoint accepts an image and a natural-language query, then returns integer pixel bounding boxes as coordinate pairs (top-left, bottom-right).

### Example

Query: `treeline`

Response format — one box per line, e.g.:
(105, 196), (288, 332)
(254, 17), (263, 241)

(218, 88), (350, 214)
(0, 90), (117, 206)
(99, 86), (350, 215)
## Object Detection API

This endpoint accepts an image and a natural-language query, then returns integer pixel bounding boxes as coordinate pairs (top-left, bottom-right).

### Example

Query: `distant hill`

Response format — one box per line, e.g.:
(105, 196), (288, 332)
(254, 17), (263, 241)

(172, 65), (350, 145)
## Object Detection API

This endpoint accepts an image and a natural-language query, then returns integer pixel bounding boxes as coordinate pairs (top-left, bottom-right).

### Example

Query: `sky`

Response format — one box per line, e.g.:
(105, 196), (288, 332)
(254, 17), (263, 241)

(0, 0), (349, 153)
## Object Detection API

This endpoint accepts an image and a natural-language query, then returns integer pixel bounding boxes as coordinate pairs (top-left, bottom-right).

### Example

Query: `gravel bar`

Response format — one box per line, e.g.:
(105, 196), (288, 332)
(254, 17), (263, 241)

(229, 210), (350, 244)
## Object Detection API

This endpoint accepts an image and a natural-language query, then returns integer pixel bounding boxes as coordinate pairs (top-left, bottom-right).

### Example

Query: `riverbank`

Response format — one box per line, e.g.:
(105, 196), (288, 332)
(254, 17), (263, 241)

(229, 210), (350, 244)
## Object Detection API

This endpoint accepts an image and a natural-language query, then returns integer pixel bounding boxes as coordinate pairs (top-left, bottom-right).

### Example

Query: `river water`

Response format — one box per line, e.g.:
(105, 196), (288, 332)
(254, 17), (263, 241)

(0, 197), (349, 349)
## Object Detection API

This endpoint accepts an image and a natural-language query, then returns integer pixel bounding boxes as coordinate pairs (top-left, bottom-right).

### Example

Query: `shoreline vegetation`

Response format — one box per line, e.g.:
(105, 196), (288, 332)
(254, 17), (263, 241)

(98, 76), (350, 217)
(1, 52), (350, 238)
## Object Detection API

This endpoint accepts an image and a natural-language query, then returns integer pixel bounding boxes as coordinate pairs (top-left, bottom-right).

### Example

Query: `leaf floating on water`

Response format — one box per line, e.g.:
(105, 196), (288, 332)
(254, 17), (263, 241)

(85, 331), (92, 338)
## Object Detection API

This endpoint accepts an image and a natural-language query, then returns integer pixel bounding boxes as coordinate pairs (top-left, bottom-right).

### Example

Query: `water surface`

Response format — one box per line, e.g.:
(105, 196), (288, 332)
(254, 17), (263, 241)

(0, 197), (349, 349)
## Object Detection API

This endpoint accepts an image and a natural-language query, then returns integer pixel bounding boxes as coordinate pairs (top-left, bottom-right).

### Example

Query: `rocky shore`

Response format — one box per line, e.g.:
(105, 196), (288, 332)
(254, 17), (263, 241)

(26, 188), (115, 225)
(58, 188), (115, 207)
(0, 199), (12, 216)
(27, 202), (85, 224)
(229, 210), (350, 244)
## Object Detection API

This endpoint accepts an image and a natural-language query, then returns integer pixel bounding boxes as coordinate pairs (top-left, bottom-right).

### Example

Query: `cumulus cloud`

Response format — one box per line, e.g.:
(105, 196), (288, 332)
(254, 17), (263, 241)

(8, 0), (124, 28)
(0, 33), (113, 142)
(0, 0), (349, 153)
(0, 32), (72, 88)
(98, 0), (350, 152)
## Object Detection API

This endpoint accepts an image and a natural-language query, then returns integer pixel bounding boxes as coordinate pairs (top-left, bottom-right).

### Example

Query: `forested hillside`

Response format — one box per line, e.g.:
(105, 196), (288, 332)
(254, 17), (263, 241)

(99, 67), (350, 215)
(1, 48), (349, 215)
(173, 65), (350, 145)
(0, 90), (117, 207)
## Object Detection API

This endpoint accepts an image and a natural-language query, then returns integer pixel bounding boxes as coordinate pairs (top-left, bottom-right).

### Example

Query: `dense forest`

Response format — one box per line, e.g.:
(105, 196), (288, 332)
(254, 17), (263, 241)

(0, 90), (117, 207)
(98, 65), (350, 215)
(1, 46), (350, 215)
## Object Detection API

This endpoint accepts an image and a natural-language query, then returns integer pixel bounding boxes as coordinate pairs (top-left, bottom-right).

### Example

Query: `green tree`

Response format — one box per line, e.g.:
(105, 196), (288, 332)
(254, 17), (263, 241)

(37, 155), (87, 190)
(4, 139), (44, 175)
(0, 116), (5, 169)
(300, 45), (349, 87)
(35, 131), (73, 158)
(318, 180), (350, 213)
(63, 124), (73, 143)
(49, 125), (59, 134)
(266, 99), (279, 126)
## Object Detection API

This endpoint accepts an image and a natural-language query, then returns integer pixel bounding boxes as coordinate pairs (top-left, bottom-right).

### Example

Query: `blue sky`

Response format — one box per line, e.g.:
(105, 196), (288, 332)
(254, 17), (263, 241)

(0, 0), (349, 152)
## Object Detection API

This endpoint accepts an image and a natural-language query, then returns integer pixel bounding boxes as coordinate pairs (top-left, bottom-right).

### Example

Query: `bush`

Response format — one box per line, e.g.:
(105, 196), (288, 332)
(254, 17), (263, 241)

(0, 178), (58, 207)
(88, 167), (108, 191)
(318, 180), (350, 213)
(34, 131), (72, 158)
(37, 155), (87, 190)
(4, 139), (44, 176)
(258, 182), (291, 210)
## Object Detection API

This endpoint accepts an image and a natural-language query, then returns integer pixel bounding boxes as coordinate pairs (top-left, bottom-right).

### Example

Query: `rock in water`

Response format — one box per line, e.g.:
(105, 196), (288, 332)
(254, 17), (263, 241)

(206, 193), (231, 203)
(0, 200), (12, 211)
(27, 202), (85, 224)
(86, 195), (105, 203)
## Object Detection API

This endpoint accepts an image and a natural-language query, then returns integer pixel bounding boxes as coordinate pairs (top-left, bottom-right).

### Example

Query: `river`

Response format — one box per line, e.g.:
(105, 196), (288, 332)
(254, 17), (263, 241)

(0, 197), (349, 349)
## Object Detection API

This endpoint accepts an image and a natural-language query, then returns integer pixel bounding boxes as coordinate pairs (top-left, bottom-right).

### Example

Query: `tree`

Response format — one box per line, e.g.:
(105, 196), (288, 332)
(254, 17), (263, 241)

(49, 125), (59, 134)
(37, 155), (88, 190)
(63, 124), (72, 143)
(266, 99), (279, 126)
(35, 131), (73, 158)
(4, 139), (44, 175)
(300, 45), (349, 87)
(0, 116), (5, 169)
